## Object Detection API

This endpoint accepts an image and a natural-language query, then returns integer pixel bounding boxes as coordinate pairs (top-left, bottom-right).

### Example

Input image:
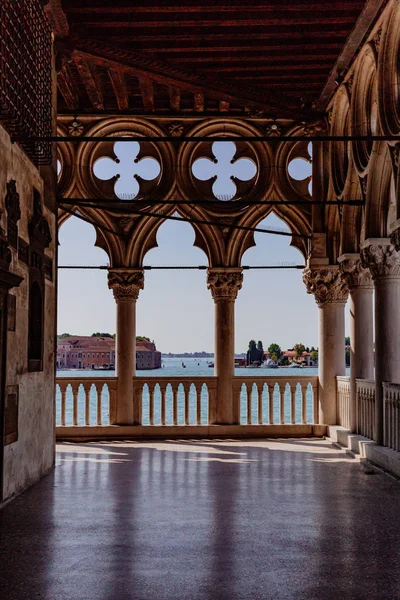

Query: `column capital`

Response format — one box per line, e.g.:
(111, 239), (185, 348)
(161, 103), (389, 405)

(207, 268), (243, 302)
(360, 238), (400, 280)
(108, 268), (144, 302)
(302, 265), (349, 306)
(338, 253), (373, 290)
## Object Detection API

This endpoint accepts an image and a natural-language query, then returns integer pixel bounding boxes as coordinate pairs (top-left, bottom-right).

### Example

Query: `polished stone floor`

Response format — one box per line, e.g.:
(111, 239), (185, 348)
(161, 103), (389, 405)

(1, 439), (400, 600)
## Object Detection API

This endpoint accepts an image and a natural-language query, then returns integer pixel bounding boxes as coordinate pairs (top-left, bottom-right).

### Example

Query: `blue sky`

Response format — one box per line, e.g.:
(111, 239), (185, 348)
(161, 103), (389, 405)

(58, 141), (349, 352)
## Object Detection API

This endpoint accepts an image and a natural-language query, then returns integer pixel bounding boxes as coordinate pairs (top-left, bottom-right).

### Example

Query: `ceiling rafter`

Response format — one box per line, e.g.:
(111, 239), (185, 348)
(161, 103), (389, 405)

(73, 54), (105, 110)
(107, 68), (129, 110)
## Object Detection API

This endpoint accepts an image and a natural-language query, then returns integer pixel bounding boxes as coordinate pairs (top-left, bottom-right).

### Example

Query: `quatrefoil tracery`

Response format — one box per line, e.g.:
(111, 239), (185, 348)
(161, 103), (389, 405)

(192, 141), (257, 200)
(93, 141), (161, 200)
(288, 142), (313, 195)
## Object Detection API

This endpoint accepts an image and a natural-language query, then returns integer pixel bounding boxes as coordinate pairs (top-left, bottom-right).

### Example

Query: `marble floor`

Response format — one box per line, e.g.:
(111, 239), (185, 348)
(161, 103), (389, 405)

(1, 439), (400, 600)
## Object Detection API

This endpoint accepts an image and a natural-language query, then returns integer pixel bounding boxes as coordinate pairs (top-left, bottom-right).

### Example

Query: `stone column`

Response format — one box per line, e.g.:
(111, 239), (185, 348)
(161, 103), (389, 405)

(339, 254), (374, 432)
(108, 269), (144, 425)
(303, 266), (349, 425)
(361, 239), (400, 445)
(207, 268), (243, 425)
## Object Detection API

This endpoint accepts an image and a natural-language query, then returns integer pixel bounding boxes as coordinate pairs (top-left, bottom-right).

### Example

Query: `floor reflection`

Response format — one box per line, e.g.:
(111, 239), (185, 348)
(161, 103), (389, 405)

(1, 439), (400, 600)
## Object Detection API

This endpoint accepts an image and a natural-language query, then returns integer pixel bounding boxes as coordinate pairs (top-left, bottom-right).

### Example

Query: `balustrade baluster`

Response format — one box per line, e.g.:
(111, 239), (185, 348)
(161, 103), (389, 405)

(195, 384), (201, 425)
(60, 383), (67, 426)
(301, 384), (307, 424)
(268, 384), (274, 424)
(172, 385), (179, 426)
(257, 384), (262, 425)
(183, 384), (189, 425)
(72, 386), (79, 426)
(247, 384), (252, 425)
(161, 386), (167, 425)
(97, 385), (102, 425)
(279, 384), (285, 425)
(84, 385), (90, 426)
(289, 384), (296, 424)
(149, 385), (155, 425)
(312, 385), (319, 425)
(396, 397), (400, 452)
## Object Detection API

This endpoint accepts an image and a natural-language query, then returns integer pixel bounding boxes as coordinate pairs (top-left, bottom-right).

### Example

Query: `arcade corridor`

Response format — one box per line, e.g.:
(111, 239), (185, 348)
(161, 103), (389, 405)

(1, 439), (400, 600)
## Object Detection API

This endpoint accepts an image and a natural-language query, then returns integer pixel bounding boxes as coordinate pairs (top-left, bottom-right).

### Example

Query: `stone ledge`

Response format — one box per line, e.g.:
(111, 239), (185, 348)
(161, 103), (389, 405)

(56, 424), (327, 442)
(327, 426), (400, 479)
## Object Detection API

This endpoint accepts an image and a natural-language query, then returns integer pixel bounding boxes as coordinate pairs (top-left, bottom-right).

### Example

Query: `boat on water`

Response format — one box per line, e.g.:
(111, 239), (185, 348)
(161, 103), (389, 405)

(208, 362), (214, 368)
(182, 361), (186, 368)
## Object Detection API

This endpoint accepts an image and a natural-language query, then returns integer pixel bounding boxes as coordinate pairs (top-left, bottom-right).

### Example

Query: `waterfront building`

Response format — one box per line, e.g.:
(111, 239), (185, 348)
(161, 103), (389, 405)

(57, 336), (161, 370)
(2, 2), (400, 598)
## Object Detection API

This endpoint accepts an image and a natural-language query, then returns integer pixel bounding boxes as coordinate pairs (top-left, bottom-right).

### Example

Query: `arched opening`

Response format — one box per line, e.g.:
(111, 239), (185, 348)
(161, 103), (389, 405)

(139, 217), (213, 424)
(236, 212), (317, 423)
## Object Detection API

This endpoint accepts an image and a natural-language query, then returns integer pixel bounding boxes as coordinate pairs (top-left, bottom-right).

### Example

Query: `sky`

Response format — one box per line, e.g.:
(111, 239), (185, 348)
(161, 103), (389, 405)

(58, 141), (350, 353)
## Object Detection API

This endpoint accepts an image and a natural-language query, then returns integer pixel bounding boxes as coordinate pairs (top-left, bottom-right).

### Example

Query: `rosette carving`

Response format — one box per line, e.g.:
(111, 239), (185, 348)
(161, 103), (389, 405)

(361, 243), (400, 280)
(108, 269), (144, 302)
(207, 269), (243, 302)
(339, 257), (373, 290)
(302, 267), (349, 305)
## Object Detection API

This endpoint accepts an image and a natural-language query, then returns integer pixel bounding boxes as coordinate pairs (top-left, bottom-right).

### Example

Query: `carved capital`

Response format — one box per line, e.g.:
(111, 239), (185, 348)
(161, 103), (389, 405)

(361, 240), (400, 280)
(108, 269), (144, 302)
(302, 266), (349, 305)
(390, 227), (400, 252)
(207, 268), (243, 302)
(338, 255), (373, 290)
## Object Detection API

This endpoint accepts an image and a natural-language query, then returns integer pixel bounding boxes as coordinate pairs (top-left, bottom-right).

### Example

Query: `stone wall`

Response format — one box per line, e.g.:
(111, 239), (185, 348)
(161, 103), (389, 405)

(0, 124), (56, 501)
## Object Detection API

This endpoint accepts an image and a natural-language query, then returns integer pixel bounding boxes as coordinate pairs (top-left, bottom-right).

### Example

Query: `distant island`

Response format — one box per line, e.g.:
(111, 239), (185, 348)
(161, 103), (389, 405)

(162, 352), (246, 358)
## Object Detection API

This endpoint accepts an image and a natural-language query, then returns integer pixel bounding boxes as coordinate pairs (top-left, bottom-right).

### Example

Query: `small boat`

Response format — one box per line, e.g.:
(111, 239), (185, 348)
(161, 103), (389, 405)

(208, 362), (214, 368)
(182, 362), (186, 368)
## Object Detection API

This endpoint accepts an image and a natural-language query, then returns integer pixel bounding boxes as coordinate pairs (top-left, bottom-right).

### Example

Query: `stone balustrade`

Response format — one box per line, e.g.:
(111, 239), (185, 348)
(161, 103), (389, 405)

(234, 376), (319, 425)
(336, 376), (351, 430)
(56, 377), (117, 426)
(383, 383), (400, 452)
(134, 376), (217, 426)
(56, 375), (319, 432)
(356, 379), (375, 439)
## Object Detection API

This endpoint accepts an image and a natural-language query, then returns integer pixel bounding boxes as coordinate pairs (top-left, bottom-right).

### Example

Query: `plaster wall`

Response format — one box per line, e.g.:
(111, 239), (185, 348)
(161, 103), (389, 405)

(0, 125), (56, 501)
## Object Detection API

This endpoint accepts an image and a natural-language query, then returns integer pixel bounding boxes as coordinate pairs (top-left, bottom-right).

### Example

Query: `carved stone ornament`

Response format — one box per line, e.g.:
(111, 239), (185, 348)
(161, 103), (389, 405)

(303, 119), (328, 136)
(339, 257), (373, 290)
(108, 269), (144, 302)
(167, 121), (184, 138)
(207, 269), (243, 302)
(67, 119), (84, 137)
(302, 267), (349, 305)
(373, 28), (382, 53)
(265, 122), (282, 137)
(361, 242), (400, 280)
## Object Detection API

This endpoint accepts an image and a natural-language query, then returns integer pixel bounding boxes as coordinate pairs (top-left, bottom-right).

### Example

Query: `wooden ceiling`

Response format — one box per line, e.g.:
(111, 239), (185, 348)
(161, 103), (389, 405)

(49, 0), (383, 118)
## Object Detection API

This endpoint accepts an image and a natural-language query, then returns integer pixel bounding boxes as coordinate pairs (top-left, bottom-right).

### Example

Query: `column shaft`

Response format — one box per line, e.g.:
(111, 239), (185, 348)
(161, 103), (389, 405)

(214, 299), (236, 424)
(108, 269), (144, 426)
(207, 268), (243, 425)
(115, 299), (137, 424)
(349, 288), (374, 431)
(374, 277), (400, 444)
(318, 302), (346, 425)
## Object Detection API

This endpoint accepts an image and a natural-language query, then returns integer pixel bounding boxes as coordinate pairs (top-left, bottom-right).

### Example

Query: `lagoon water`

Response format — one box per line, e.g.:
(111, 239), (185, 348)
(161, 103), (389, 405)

(56, 357), (346, 426)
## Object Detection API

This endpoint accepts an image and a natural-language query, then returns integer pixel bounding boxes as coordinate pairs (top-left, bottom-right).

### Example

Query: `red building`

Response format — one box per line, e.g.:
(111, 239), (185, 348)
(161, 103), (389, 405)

(57, 337), (161, 370)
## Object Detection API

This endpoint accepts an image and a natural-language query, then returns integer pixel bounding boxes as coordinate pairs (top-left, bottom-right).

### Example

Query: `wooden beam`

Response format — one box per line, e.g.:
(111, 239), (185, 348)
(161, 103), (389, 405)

(57, 67), (77, 110)
(169, 86), (180, 112)
(108, 68), (129, 110)
(66, 4), (364, 14)
(73, 54), (104, 110)
(138, 79), (155, 112)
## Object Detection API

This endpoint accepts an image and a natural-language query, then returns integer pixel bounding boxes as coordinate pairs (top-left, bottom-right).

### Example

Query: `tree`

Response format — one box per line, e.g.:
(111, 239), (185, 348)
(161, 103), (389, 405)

(136, 336), (150, 342)
(268, 343), (282, 360)
(345, 349), (351, 366)
(57, 332), (72, 340)
(257, 340), (264, 354)
(310, 349), (318, 362)
(248, 340), (257, 351)
(91, 332), (113, 338)
(270, 352), (279, 363)
(293, 343), (306, 359)
(345, 336), (350, 346)
(280, 355), (289, 366)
